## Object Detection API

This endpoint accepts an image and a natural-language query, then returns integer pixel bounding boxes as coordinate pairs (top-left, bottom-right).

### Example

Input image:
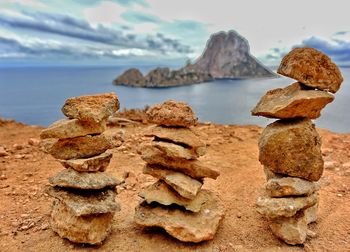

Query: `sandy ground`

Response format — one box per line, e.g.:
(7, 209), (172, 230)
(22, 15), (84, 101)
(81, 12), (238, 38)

(0, 119), (349, 252)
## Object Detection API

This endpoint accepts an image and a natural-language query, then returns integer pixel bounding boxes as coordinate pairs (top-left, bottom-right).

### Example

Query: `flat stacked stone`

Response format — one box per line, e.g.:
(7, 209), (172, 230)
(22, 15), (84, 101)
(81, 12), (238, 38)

(40, 93), (122, 245)
(252, 48), (343, 245)
(134, 100), (224, 243)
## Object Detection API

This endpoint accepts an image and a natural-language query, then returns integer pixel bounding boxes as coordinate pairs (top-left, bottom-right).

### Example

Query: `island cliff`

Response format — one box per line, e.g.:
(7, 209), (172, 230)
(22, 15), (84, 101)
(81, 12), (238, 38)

(113, 30), (276, 87)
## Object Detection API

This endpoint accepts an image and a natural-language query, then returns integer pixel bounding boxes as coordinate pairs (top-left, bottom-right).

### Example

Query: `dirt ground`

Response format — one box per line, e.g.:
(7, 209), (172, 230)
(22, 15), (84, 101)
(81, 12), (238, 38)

(0, 119), (349, 252)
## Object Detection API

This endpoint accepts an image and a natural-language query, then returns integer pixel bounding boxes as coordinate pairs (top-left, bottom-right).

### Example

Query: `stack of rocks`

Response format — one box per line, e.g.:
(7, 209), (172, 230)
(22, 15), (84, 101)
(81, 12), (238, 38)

(252, 48), (343, 245)
(40, 93), (122, 245)
(134, 100), (224, 243)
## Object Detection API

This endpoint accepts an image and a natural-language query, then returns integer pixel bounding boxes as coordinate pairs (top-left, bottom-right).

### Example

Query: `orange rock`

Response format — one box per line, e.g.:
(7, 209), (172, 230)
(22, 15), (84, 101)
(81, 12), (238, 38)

(252, 82), (334, 119)
(277, 48), (343, 93)
(146, 100), (197, 127)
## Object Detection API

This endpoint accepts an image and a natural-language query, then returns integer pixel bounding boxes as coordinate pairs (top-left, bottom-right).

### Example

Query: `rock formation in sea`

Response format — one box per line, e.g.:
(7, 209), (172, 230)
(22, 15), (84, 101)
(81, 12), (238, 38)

(252, 47), (343, 245)
(113, 30), (276, 88)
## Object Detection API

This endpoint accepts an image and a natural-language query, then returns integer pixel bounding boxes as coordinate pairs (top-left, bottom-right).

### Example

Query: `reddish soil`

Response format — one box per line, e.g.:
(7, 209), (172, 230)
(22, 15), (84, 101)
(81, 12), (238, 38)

(0, 119), (349, 251)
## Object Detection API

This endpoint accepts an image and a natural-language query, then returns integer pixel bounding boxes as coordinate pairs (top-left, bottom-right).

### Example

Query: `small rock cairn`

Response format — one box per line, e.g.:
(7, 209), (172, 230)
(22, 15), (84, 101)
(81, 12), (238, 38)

(252, 48), (343, 245)
(40, 93), (122, 245)
(134, 100), (224, 243)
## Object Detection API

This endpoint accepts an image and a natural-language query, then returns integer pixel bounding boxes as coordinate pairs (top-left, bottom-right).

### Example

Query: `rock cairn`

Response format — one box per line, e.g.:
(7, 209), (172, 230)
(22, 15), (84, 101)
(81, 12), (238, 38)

(40, 93), (123, 245)
(134, 100), (224, 243)
(252, 48), (343, 245)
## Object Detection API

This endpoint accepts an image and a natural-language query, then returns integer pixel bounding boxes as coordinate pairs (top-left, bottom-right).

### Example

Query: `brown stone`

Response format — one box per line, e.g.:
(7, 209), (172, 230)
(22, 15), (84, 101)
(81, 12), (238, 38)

(150, 141), (198, 160)
(143, 165), (202, 199)
(277, 47), (343, 93)
(59, 152), (112, 172)
(50, 199), (114, 245)
(61, 93), (119, 123)
(134, 190), (224, 243)
(304, 203), (318, 224)
(49, 169), (120, 190)
(139, 181), (207, 212)
(144, 125), (206, 156)
(40, 119), (106, 139)
(146, 100), (197, 127)
(256, 192), (318, 219)
(43, 134), (113, 160)
(269, 211), (308, 245)
(141, 144), (219, 179)
(266, 177), (320, 197)
(251, 82), (334, 119)
(258, 119), (324, 181)
(45, 187), (120, 216)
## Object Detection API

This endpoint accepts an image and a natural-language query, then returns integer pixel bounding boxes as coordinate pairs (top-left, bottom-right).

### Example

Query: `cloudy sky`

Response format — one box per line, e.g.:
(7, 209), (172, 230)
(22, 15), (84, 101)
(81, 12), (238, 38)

(0, 0), (349, 66)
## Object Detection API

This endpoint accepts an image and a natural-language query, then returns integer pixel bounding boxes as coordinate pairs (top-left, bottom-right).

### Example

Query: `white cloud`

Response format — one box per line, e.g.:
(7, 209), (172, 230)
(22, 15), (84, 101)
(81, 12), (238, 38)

(83, 1), (127, 26)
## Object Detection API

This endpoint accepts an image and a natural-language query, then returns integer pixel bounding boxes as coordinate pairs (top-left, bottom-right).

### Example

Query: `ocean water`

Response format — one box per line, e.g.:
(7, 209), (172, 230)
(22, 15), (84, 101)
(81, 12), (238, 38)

(0, 66), (349, 133)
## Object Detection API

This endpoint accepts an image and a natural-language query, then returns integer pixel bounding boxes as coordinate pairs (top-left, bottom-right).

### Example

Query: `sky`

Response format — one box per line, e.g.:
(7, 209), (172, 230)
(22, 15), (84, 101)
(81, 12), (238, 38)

(0, 0), (349, 67)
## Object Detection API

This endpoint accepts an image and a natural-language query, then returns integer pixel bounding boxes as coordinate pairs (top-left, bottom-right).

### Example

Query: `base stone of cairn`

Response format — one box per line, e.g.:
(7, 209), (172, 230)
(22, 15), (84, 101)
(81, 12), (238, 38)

(40, 93), (123, 245)
(134, 100), (224, 243)
(252, 48), (343, 245)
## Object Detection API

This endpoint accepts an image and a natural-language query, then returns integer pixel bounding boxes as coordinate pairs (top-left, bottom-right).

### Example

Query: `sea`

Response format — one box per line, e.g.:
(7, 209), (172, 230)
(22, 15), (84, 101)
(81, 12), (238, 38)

(0, 66), (349, 133)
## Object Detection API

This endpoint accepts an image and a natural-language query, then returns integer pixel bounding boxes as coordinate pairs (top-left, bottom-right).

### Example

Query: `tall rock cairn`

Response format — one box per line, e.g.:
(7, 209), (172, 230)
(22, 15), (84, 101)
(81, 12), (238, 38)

(252, 48), (343, 245)
(134, 100), (224, 243)
(40, 93), (122, 245)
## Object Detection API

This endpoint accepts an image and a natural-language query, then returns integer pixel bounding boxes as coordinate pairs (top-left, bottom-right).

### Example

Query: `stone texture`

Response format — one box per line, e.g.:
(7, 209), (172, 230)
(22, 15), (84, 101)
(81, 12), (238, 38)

(144, 125), (206, 156)
(61, 93), (119, 123)
(40, 119), (106, 139)
(150, 141), (198, 160)
(135, 190), (224, 242)
(266, 177), (320, 197)
(141, 143), (219, 179)
(146, 100), (197, 127)
(258, 118), (324, 181)
(139, 181), (207, 212)
(304, 203), (318, 224)
(46, 187), (120, 216)
(256, 192), (318, 219)
(50, 199), (114, 245)
(269, 211), (308, 245)
(277, 47), (343, 93)
(43, 134), (113, 160)
(49, 169), (120, 190)
(143, 165), (202, 199)
(58, 152), (113, 172)
(263, 167), (285, 181)
(251, 82), (334, 119)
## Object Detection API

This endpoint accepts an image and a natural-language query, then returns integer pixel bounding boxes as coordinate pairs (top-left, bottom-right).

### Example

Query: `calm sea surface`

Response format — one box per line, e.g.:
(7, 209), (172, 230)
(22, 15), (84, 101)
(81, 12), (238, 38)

(0, 66), (349, 133)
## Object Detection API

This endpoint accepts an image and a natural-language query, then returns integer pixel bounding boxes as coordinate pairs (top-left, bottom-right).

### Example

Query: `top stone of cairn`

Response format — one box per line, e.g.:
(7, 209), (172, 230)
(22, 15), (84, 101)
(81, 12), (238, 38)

(277, 48), (343, 93)
(61, 93), (120, 123)
(146, 100), (198, 127)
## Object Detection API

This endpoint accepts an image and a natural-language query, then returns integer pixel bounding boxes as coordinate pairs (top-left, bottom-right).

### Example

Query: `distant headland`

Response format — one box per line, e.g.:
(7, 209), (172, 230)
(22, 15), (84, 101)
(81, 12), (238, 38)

(113, 30), (276, 88)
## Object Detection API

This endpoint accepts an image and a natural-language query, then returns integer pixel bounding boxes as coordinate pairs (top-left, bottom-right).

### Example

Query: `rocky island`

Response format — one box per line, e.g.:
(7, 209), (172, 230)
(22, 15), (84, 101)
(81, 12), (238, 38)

(113, 30), (276, 88)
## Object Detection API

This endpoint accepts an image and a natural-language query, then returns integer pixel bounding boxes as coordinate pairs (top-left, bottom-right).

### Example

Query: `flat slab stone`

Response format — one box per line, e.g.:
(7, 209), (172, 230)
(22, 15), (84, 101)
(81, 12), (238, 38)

(146, 100), (197, 127)
(251, 82), (334, 119)
(263, 167), (285, 181)
(150, 141), (198, 159)
(43, 134), (112, 160)
(45, 186), (120, 216)
(141, 144), (219, 179)
(304, 203), (318, 224)
(266, 177), (320, 197)
(144, 125), (206, 156)
(58, 152), (112, 172)
(269, 211), (308, 245)
(256, 192), (318, 219)
(258, 118), (324, 181)
(139, 181), (207, 212)
(277, 47), (343, 93)
(144, 165), (202, 199)
(40, 119), (106, 139)
(61, 93), (119, 123)
(134, 190), (224, 243)
(49, 169), (120, 190)
(51, 199), (114, 245)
